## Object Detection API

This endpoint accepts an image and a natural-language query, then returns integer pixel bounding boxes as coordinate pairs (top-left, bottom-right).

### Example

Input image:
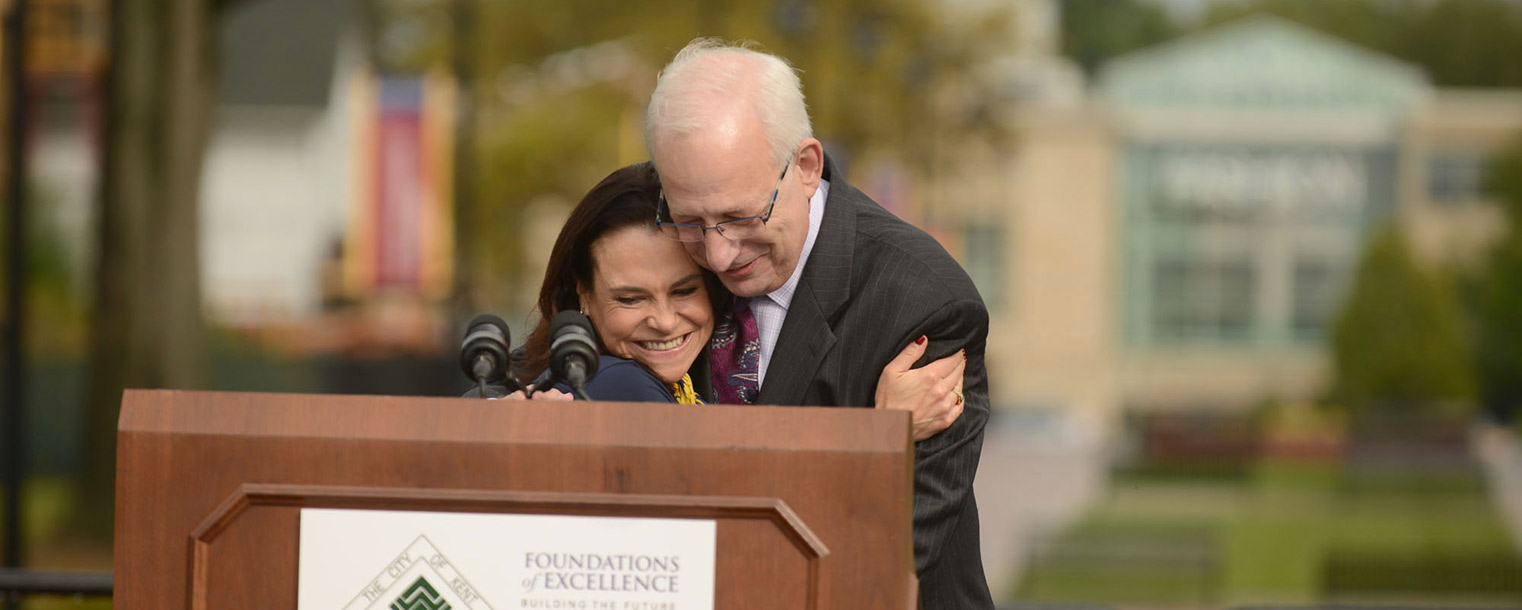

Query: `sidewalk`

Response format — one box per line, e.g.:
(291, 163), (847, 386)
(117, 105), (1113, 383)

(975, 411), (1109, 600)
(1473, 422), (1522, 554)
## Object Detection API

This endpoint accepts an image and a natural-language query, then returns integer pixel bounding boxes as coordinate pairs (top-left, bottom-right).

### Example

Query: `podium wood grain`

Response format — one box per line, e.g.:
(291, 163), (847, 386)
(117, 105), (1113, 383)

(115, 389), (917, 609)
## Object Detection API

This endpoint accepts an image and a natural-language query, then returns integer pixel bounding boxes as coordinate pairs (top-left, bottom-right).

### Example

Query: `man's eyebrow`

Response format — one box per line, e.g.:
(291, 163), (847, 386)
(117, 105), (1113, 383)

(670, 186), (773, 220)
(669, 204), (741, 219)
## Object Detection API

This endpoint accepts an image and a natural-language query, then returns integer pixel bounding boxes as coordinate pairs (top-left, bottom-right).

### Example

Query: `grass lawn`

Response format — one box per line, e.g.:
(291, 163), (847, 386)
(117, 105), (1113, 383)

(1017, 457), (1522, 607)
(0, 476), (113, 609)
(0, 477), (78, 550)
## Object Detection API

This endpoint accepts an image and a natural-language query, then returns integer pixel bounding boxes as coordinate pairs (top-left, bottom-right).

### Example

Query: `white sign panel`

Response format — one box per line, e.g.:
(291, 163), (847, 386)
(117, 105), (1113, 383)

(299, 508), (716, 610)
(1156, 149), (1367, 211)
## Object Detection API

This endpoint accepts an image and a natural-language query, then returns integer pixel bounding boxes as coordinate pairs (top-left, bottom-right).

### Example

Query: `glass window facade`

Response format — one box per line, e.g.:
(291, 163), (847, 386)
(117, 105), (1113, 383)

(1124, 143), (1390, 348)
(964, 223), (1005, 310)
(1426, 153), (1488, 203)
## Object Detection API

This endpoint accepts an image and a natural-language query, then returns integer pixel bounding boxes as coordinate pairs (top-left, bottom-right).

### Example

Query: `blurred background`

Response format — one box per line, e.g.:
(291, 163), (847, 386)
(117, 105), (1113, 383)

(2, 0), (1522, 608)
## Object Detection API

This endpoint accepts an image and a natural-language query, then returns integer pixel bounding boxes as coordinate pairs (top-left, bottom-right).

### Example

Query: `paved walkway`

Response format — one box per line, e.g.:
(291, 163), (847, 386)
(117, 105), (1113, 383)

(1472, 423), (1522, 554)
(974, 412), (1108, 600)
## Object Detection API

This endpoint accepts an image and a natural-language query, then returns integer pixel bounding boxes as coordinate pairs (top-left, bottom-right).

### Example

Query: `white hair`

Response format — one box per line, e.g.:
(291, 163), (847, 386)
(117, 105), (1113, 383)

(645, 38), (813, 169)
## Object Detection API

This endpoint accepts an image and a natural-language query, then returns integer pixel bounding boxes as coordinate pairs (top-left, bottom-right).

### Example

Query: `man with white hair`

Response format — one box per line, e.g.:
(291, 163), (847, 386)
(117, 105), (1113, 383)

(645, 39), (994, 608)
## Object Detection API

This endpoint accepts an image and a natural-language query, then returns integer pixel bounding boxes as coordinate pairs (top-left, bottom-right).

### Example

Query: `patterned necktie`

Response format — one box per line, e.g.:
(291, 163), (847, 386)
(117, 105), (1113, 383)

(710, 297), (761, 404)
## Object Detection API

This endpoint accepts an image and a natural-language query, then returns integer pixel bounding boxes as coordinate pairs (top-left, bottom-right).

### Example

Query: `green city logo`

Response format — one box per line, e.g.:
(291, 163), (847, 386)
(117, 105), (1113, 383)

(390, 577), (452, 610)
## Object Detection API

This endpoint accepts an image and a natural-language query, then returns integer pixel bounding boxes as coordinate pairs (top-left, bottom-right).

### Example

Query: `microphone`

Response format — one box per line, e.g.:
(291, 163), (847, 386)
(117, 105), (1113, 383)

(544, 310), (600, 400)
(459, 314), (521, 397)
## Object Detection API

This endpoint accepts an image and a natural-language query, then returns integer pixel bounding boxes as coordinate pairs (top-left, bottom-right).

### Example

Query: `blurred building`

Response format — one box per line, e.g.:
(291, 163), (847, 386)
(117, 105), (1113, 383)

(20, 0), (459, 358)
(969, 16), (1522, 434)
(203, 0), (459, 358)
(203, 0), (349, 327)
(25, 0), (108, 299)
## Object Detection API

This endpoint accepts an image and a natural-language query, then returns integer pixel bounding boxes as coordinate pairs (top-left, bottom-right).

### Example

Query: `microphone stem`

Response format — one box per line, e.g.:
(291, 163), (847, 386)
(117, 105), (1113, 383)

(565, 362), (590, 400)
(478, 377), (488, 398)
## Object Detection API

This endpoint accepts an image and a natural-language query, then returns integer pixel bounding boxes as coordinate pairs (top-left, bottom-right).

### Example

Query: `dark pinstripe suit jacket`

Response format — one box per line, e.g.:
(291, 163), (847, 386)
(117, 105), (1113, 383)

(757, 155), (994, 609)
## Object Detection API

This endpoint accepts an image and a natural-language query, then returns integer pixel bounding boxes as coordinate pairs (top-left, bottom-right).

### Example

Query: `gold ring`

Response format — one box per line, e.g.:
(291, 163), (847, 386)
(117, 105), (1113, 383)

(953, 388), (964, 406)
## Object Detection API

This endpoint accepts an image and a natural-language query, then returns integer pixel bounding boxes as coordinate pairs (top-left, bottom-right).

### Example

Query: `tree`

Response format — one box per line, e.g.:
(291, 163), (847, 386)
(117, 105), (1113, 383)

(1488, 132), (1522, 224)
(1203, 0), (1522, 88)
(418, 0), (1011, 317)
(1061, 0), (1181, 76)
(74, 0), (231, 541)
(1398, 0), (1522, 88)
(1474, 135), (1522, 424)
(1331, 225), (1476, 415)
(1202, 0), (1417, 53)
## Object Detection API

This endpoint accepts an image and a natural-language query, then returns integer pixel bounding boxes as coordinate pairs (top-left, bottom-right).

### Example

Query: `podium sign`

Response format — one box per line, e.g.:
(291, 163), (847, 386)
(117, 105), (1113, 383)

(298, 509), (717, 609)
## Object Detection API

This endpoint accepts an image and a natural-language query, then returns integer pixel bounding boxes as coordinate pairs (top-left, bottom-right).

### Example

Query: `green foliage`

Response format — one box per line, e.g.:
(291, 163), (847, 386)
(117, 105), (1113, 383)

(1331, 226), (1476, 413)
(1393, 0), (1522, 88)
(1202, 0), (1418, 52)
(382, 0), (1011, 315)
(0, 184), (89, 360)
(0, 477), (75, 549)
(1061, 0), (1182, 75)
(456, 0), (978, 168)
(1202, 0), (1522, 88)
(1476, 239), (1522, 420)
(1490, 133), (1522, 226)
(1044, 0), (1522, 90)
(0, 476), (113, 608)
(1475, 136), (1522, 420)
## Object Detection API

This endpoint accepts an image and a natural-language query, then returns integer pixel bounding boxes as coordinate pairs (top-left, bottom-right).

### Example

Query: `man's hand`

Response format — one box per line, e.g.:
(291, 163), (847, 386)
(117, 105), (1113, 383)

(875, 335), (967, 441)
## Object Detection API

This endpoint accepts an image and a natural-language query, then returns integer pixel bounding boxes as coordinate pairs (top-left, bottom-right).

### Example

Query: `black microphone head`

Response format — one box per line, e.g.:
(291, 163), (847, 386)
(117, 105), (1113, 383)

(466, 313), (509, 337)
(549, 310), (590, 338)
(549, 310), (600, 382)
(460, 313), (510, 381)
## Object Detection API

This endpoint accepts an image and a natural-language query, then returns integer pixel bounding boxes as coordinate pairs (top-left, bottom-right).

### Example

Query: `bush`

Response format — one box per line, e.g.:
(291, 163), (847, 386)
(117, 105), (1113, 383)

(1331, 226), (1476, 415)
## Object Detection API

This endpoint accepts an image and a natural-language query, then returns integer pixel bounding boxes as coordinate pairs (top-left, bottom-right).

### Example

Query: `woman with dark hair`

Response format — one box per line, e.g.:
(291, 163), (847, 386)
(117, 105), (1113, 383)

(516, 162), (720, 402)
(512, 162), (965, 438)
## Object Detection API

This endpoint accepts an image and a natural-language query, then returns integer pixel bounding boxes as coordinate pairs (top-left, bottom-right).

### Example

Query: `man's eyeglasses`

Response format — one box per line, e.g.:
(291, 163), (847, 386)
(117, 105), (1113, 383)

(656, 158), (793, 243)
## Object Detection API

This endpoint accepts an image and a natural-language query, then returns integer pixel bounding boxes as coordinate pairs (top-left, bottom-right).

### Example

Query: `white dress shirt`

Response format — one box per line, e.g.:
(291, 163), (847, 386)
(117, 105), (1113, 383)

(752, 178), (829, 388)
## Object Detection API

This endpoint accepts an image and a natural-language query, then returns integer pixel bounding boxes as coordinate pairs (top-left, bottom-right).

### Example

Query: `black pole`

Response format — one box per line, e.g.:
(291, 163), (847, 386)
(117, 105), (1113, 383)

(2, 0), (29, 605)
(451, 0), (475, 324)
(0, 569), (112, 596)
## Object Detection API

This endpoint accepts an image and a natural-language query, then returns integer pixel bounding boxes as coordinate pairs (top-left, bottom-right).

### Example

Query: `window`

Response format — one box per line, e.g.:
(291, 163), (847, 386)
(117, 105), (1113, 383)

(1426, 154), (1487, 203)
(1292, 260), (1343, 342)
(964, 224), (1005, 310)
(1126, 143), (1384, 348)
(1151, 258), (1255, 342)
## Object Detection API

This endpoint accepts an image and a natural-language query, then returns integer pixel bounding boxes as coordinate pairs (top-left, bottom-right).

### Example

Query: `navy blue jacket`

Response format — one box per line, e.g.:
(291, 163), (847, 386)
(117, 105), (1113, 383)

(555, 355), (674, 402)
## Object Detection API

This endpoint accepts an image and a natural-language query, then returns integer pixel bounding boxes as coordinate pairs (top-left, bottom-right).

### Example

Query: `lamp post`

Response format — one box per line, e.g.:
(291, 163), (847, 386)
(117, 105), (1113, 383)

(2, 1), (30, 608)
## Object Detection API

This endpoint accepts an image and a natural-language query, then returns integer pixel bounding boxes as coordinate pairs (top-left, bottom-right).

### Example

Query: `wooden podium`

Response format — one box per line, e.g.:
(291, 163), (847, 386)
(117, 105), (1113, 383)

(114, 389), (917, 609)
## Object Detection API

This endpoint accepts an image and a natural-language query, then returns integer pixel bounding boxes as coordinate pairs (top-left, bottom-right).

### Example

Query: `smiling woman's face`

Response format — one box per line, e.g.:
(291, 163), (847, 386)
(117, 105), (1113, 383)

(579, 225), (715, 385)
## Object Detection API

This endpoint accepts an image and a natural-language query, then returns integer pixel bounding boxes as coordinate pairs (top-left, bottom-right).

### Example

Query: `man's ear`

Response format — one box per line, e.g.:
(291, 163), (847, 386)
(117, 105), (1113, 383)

(796, 138), (825, 190)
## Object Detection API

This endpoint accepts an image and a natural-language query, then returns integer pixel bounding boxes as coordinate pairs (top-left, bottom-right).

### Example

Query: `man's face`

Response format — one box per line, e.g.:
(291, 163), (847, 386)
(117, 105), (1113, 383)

(654, 121), (816, 298)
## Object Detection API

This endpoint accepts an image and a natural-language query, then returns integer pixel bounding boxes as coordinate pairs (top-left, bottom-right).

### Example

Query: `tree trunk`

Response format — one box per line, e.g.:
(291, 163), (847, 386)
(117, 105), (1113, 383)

(74, 0), (215, 541)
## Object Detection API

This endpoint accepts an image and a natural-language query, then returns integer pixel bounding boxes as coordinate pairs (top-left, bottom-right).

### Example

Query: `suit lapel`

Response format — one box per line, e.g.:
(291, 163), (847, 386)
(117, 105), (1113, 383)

(757, 154), (857, 405)
(758, 287), (834, 405)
